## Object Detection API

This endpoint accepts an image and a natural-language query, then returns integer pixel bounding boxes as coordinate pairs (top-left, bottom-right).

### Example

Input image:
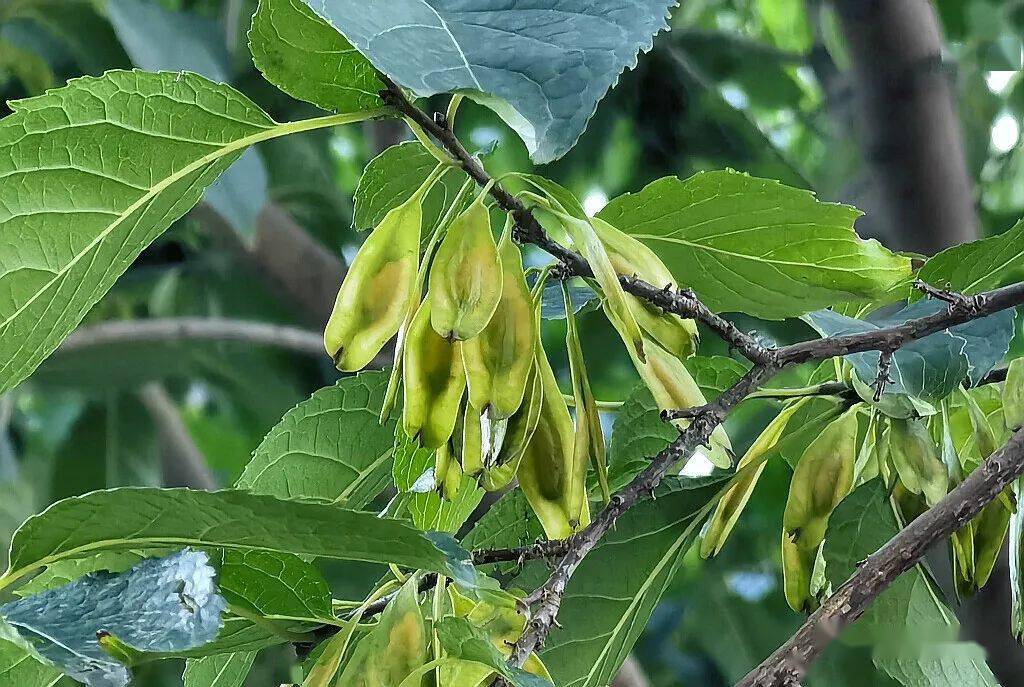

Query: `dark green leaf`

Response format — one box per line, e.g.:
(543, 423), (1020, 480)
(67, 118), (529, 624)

(685, 355), (750, 400)
(249, 0), (383, 113)
(919, 219), (1024, 294)
(216, 550), (332, 622)
(0, 70), (277, 393)
(353, 141), (472, 234)
(300, 0), (675, 162)
(0, 549), (226, 687)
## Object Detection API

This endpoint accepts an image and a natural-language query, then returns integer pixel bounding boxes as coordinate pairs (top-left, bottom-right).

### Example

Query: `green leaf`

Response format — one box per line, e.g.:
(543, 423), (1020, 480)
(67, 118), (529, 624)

(0, 488), (471, 590)
(300, 0), (675, 163)
(804, 301), (1015, 399)
(353, 141), (471, 233)
(392, 428), (485, 533)
(436, 616), (552, 687)
(685, 355), (750, 400)
(596, 171), (912, 319)
(872, 643), (998, 687)
(0, 549), (226, 687)
(919, 219), (1024, 294)
(183, 652), (257, 687)
(216, 550), (333, 622)
(236, 372), (396, 507)
(0, 639), (60, 687)
(824, 481), (997, 686)
(509, 477), (726, 687)
(0, 70), (281, 394)
(249, 0), (383, 113)
(607, 385), (677, 486)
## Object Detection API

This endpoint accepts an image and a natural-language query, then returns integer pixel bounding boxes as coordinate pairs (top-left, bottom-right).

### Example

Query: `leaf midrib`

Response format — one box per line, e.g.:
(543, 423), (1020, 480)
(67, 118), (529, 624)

(0, 107), (390, 338)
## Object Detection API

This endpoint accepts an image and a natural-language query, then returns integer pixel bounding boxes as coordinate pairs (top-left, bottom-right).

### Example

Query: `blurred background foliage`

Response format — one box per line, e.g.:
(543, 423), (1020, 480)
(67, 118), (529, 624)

(1, 0), (1023, 685)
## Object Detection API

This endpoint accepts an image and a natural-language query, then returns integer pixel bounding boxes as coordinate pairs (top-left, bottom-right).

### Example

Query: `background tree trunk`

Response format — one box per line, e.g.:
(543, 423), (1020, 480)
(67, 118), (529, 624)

(828, 1), (1024, 682)
(832, 0), (978, 253)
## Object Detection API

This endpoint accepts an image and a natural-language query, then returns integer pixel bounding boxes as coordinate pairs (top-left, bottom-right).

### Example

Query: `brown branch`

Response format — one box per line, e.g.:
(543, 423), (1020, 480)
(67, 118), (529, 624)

(737, 426), (1024, 687)
(377, 77), (774, 366)
(377, 73), (1024, 683)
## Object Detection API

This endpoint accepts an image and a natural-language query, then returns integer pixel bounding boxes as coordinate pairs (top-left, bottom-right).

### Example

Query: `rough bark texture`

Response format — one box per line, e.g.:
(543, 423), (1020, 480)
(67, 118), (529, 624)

(833, 0), (978, 253)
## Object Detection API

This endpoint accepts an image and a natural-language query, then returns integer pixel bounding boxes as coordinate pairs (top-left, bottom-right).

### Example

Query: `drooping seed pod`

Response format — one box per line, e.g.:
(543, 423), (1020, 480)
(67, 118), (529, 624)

(888, 417), (948, 506)
(628, 329), (733, 469)
(335, 575), (427, 687)
(701, 398), (810, 558)
(564, 281), (609, 506)
(324, 195), (423, 371)
(591, 216), (698, 360)
(461, 402), (484, 477)
(560, 214), (645, 363)
(517, 339), (589, 540)
(481, 363), (543, 492)
(782, 407), (858, 612)
(461, 220), (536, 419)
(428, 196), (503, 341)
(1006, 358), (1024, 431)
(403, 300), (466, 450)
(966, 494), (1013, 595)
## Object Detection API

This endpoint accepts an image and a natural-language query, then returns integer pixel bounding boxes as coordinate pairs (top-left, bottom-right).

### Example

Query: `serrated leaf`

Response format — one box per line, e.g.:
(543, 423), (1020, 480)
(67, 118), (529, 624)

(0, 70), (280, 393)
(684, 355), (750, 400)
(300, 0), (674, 163)
(0, 549), (226, 687)
(353, 141), (472, 233)
(596, 171), (912, 319)
(392, 428), (485, 533)
(872, 642), (998, 687)
(216, 550), (332, 622)
(509, 477), (726, 687)
(0, 488), (472, 589)
(183, 651), (256, 687)
(249, 0), (383, 113)
(803, 300), (1015, 400)
(919, 219), (1024, 294)
(436, 616), (552, 687)
(237, 372), (396, 507)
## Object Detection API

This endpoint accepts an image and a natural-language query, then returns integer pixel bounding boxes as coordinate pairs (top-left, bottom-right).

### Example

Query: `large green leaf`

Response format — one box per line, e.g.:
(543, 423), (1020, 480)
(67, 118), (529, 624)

(236, 372), (396, 507)
(249, 0), (383, 113)
(509, 477), (725, 687)
(0, 70), (279, 393)
(824, 481), (998, 686)
(596, 171), (912, 319)
(300, 0), (674, 163)
(353, 141), (472, 233)
(919, 219), (1024, 294)
(215, 550), (333, 623)
(183, 652), (256, 687)
(0, 488), (470, 590)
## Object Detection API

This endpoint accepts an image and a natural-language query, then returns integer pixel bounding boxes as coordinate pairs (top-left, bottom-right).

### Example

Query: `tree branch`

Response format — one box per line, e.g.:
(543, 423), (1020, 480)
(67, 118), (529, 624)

(138, 382), (217, 491)
(736, 426), (1024, 687)
(58, 318), (326, 358)
(373, 73), (1024, 684)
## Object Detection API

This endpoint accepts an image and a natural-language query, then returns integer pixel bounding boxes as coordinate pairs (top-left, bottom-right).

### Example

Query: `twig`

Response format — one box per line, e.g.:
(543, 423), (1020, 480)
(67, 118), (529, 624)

(872, 348), (895, 401)
(736, 427), (1024, 687)
(58, 318), (326, 358)
(380, 75), (1024, 682)
(377, 77), (775, 366)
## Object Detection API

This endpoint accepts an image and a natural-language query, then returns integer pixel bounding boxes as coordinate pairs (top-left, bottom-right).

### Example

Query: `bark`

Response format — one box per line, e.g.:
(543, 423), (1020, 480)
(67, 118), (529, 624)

(832, 0), (978, 253)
